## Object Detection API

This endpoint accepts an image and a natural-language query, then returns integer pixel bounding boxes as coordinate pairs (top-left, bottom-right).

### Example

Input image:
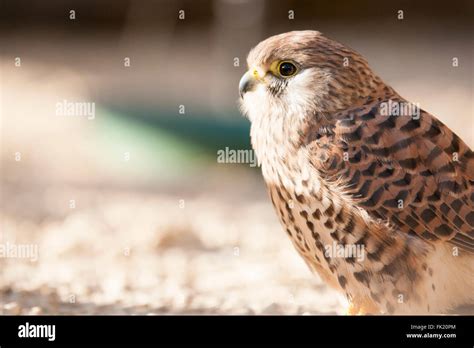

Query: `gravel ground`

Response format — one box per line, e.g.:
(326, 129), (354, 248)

(0, 187), (343, 315)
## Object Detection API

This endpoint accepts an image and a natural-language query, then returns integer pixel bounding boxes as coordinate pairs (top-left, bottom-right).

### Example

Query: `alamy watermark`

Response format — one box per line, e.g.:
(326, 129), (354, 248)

(56, 99), (95, 120)
(217, 147), (258, 167)
(0, 241), (39, 262)
(324, 241), (365, 262)
(380, 99), (420, 120)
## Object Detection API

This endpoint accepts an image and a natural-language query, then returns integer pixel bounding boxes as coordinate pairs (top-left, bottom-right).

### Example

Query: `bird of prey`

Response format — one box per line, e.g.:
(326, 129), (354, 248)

(239, 30), (474, 314)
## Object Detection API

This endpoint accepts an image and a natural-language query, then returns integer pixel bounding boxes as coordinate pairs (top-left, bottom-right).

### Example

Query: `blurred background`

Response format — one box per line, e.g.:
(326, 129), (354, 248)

(0, 0), (472, 314)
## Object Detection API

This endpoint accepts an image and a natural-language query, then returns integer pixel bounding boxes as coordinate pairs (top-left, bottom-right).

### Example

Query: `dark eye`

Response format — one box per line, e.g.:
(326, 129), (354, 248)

(278, 61), (297, 77)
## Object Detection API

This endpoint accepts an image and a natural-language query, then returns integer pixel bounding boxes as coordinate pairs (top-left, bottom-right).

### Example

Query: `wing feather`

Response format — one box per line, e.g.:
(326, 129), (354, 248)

(307, 98), (474, 252)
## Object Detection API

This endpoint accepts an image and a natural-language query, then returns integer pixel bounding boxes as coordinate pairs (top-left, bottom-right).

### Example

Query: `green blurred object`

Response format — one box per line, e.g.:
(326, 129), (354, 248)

(110, 106), (252, 152)
(92, 106), (253, 182)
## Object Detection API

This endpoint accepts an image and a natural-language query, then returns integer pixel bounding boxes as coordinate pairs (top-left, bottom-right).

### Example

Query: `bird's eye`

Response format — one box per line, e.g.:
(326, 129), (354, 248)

(278, 61), (297, 77)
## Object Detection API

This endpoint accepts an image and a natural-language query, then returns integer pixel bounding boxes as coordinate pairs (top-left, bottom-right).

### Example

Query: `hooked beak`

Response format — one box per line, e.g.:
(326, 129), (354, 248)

(239, 71), (257, 98)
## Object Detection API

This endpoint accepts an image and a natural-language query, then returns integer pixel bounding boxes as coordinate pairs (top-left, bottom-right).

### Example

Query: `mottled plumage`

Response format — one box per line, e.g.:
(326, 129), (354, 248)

(239, 30), (474, 314)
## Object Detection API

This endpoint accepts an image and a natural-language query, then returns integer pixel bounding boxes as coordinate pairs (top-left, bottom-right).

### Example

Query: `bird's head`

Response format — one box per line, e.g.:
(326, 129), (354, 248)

(239, 30), (383, 124)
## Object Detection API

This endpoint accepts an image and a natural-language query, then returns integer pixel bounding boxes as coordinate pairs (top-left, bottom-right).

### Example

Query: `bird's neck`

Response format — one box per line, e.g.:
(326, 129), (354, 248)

(250, 111), (309, 187)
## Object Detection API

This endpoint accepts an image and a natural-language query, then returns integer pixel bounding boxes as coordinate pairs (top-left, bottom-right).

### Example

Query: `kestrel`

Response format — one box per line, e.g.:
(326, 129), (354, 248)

(239, 31), (474, 314)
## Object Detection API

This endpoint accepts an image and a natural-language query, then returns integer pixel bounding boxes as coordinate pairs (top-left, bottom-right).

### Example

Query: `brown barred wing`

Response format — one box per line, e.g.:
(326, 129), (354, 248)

(311, 98), (474, 253)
